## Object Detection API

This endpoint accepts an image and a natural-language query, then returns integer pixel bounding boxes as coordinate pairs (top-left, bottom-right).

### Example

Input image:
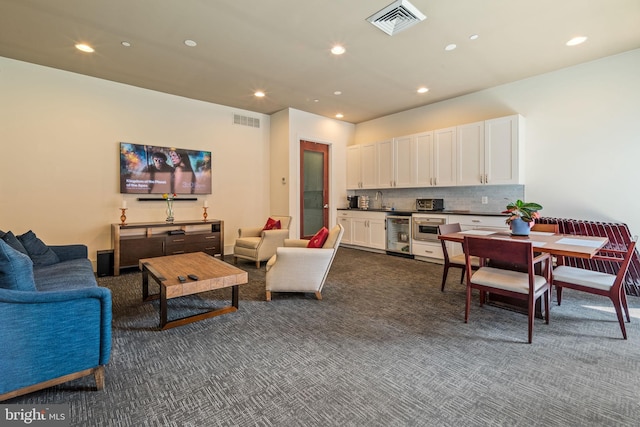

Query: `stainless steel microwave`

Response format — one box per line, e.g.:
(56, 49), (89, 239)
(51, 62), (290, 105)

(416, 198), (444, 211)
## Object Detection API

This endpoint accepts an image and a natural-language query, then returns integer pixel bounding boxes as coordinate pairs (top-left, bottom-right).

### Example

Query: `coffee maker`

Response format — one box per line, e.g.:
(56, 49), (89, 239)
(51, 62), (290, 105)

(347, 196), (359, 209)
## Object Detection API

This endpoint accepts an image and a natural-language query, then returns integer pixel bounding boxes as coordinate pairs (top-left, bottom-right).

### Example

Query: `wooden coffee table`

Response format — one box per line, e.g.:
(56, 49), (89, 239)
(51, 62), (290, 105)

(139, 252), (248, 330)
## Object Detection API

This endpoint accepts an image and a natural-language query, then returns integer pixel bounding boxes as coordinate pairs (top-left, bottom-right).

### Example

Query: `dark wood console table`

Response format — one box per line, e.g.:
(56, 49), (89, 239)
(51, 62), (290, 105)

(111, 220), (223, 275)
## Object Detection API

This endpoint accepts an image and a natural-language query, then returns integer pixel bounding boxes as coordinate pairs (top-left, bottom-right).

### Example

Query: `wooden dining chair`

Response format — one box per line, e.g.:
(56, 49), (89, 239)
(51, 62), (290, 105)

(438, 223), (480, 292)
(531, 223), (559, 233)
(464, 236), (552, 343)
(552, 239), (637, 339)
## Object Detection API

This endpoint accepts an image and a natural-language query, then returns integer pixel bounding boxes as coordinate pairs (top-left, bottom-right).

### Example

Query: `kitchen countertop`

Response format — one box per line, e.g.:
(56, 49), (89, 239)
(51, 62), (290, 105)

(337, 208), (507, 217)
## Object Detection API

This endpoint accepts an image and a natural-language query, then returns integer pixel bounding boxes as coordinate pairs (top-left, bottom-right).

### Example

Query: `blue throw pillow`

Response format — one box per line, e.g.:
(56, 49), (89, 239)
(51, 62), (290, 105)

(0, 239), (37, 291)
(18, 230), (60, 266)
(1, 231), (29, 255)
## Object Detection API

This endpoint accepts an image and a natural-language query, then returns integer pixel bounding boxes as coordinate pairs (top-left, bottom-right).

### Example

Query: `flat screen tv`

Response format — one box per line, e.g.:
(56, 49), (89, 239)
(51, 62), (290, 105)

(120, 142), (211, 195)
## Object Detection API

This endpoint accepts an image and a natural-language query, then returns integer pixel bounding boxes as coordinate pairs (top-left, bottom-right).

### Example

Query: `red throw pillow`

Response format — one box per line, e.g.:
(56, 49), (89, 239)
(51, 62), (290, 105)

(263, 218), (282, 231)
(307, 227), (329, 248)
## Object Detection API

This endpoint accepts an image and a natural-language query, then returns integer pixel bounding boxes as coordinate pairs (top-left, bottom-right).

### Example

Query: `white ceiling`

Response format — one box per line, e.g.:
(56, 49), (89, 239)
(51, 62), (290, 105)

(1, 0), (639, 124)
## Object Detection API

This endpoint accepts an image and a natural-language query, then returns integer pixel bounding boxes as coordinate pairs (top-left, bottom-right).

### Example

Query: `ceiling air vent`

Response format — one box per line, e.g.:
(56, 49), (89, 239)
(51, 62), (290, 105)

(367, 0), (426, 36)
(233, 113), (260, 128)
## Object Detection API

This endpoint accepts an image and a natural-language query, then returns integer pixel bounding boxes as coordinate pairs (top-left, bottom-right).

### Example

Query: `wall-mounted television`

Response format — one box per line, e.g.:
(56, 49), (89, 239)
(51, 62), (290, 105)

(120, 142), (211, 194)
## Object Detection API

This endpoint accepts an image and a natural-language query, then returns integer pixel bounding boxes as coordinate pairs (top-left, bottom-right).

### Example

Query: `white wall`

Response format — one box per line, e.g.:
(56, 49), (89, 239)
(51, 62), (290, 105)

(280, 108), (354, 238)
(355, 49), (640, 236)
(0, 57), (271, 262)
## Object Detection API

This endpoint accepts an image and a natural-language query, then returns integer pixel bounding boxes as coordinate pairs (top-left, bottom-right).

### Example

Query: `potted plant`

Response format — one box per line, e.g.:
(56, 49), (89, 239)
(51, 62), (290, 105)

(503, 199), (542, 236)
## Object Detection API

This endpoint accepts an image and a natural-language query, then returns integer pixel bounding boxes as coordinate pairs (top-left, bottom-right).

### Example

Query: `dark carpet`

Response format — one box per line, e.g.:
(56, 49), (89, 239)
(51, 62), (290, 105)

(8, 248), (640, 426)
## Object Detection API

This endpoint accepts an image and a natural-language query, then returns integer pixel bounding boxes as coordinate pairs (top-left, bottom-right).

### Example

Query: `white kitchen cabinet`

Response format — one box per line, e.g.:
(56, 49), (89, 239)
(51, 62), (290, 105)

(390, 131), (434, 188)
(456, 121), (485, 186)
(433, 127), (457, 187)
(376, 139), (394, 188)
(347, 143), (378, 189)
(338, 210), (386, 251)
(456, 115), (524, 185)
(484, 114), (524, 185)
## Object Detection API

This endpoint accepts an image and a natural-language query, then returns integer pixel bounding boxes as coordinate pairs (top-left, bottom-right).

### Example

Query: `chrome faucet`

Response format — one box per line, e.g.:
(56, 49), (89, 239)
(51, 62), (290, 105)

(375, 191), (384, 209)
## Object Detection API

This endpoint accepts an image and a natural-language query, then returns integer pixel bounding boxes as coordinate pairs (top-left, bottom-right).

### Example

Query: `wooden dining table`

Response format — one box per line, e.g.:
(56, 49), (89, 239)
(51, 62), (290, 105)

(438, 228), (609, 259)
(438, 228), (609, 317)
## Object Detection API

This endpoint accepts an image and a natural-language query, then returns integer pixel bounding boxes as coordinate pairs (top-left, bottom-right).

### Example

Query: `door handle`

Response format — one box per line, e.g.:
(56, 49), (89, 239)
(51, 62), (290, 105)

(323, 204), (329, 209)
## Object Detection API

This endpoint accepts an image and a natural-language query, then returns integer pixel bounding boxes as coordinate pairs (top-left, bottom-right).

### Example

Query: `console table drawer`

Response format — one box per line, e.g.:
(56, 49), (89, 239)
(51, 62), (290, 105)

(165, 234), (220, 255)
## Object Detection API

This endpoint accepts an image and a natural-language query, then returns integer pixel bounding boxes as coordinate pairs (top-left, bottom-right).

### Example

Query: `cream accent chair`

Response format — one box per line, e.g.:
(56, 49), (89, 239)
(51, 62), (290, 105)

(233, 216), (292, 268)
(265, 224), (344, 301)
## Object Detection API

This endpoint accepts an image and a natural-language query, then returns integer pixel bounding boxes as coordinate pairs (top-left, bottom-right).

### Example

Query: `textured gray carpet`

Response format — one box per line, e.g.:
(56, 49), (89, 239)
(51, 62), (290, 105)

(8, 248), (640, 426)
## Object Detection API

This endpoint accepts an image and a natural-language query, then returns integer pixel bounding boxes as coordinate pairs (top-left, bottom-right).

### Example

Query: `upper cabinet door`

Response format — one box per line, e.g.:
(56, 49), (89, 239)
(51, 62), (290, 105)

(377, 139), (394, 188)
(346, 145), (362, 189)
(414, 131), (433, 187)
(393, 135), (415, 188)
(456, 121), (485, 185)
(360, 143), (378, 189)
(484, 114), (523, 185)
(433, 127), (457, 187)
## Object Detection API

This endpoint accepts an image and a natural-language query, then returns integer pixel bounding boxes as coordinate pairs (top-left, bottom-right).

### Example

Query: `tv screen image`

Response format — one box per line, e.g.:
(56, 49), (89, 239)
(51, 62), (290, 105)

(120, 142), (212, 194)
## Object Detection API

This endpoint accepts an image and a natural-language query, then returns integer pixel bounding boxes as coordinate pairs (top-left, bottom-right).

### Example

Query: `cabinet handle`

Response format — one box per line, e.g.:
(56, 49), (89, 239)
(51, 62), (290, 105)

(472, 220), (481, 223)
(205, 247), (216, 250)
(171, 238), (185, 242)
(172, 250), (186, 254)
(205, 236), (217, 239)
(423, 249), (434, 254)
(485, 174), (488, 183)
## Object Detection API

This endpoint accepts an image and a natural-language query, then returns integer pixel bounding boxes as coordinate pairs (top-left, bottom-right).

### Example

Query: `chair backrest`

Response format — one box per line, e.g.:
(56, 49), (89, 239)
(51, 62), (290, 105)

(531, 223), (559, 233)
(464, 236), (536, 286)
(438, 223), (462, 261)
(270, 215), (292, 230)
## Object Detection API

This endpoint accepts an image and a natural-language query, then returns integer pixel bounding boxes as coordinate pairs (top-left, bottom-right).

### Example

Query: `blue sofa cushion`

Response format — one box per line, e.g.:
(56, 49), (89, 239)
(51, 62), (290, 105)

(34, 258), (97, 292)
(18, 230), (60, 266)
(1, 231), (29, 255)
(0, 239), (37, 291)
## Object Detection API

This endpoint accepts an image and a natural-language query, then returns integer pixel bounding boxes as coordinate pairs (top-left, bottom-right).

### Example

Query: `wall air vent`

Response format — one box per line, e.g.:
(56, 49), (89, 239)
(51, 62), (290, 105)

(233, 114), (260, 128)
(367, 0), (426, 36)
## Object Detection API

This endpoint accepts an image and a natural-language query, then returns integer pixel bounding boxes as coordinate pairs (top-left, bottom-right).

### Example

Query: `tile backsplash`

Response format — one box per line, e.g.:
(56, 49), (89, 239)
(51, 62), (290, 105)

(350, 185), (524, 213)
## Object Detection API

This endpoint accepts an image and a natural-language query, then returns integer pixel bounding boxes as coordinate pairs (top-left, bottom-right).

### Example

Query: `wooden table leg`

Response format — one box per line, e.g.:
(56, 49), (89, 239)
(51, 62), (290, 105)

(160, 284), (168, 329)
(232, 285), (239, 308)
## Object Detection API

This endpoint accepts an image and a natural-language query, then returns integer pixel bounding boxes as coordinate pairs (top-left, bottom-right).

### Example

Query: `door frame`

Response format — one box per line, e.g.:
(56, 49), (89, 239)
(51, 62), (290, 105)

(299, 140), (330, 239)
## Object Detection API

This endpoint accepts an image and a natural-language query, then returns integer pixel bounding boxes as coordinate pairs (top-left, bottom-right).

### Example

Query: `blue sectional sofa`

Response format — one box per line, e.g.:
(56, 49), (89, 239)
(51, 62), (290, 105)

(0, 231), (112, 401)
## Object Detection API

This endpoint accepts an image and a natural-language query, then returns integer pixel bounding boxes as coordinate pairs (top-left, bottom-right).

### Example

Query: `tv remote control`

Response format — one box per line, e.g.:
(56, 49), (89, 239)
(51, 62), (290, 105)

(178, 275), (186, 283)
(188, 274), (199, 281)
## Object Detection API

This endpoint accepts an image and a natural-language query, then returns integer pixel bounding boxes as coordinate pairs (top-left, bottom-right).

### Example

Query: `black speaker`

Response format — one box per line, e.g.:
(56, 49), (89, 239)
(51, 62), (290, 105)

(97, 250), (114, 277)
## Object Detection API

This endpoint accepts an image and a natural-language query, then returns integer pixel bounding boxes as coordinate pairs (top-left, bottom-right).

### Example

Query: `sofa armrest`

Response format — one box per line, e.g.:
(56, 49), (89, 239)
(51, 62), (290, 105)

(284, 239), (309, 248)
(50, 244), (88, 262)
(0, 286), (112, 368)
(238, 227), (263, 238)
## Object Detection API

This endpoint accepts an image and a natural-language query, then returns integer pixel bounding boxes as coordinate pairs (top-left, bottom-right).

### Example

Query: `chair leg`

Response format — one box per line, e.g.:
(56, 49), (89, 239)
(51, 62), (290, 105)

(556, 286), (563, 305)
(544, 290), (550, 325)
(620, 287), (631, 322)
(265, 291), (271, 301)
(441, 264), (450, 292)
(94, 366), (105, 391)
(460, 268), (465, 284)
(465, 286), (471, 323)
(256, 261), (260, 269)
(233, 256), (237, 264)
(528, 297), (535, 344)
(314, 291), (322, 300)
(611, 294), (628, 340)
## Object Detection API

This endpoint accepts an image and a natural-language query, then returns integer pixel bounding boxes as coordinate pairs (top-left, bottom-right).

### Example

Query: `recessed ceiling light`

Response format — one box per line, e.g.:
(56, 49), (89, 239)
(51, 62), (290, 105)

(75, 43), (94, 53)
(331, 45), (346, 55)
(417, 87), (429, 94)
(184, 39), (197, 47)
(445, 43), (457, 51)
(336, 113), (344, 119)
(121, 41), (131, 47)
(469, 34), (479, 40)
(334, 91), (342, 95)
(566, 36), (587, 46)
(254, 91), (265, 98)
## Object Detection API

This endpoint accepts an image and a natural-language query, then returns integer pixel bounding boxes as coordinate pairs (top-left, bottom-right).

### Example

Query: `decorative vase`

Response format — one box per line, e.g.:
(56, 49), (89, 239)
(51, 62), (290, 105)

(510, 217), (530, 236)
(166, 200), (174, 223)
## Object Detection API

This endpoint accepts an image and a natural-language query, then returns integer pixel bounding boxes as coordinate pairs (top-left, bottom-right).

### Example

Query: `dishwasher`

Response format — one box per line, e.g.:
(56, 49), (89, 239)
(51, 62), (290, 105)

(386, 215), (413, 258)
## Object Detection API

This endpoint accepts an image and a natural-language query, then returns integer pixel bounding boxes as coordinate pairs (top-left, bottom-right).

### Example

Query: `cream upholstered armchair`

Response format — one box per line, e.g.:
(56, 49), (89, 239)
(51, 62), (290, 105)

(265, 224), (344, 301)
(233, 216), (291, 268)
